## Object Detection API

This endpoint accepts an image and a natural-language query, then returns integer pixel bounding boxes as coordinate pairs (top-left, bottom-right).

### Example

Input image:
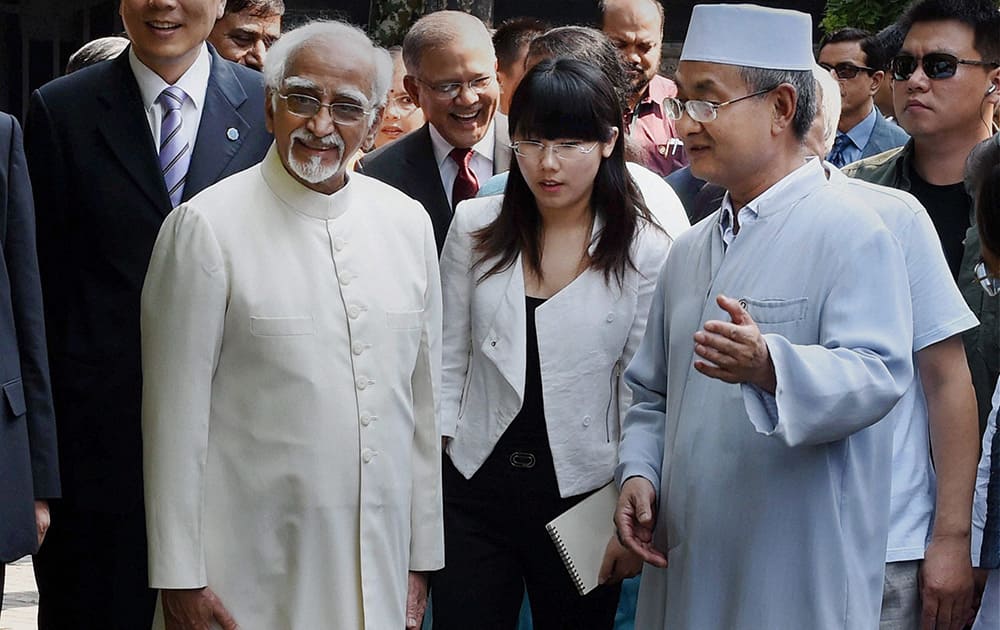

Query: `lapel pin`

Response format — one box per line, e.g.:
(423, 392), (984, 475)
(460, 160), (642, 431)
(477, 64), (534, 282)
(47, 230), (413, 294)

(226, 127), (239, 141)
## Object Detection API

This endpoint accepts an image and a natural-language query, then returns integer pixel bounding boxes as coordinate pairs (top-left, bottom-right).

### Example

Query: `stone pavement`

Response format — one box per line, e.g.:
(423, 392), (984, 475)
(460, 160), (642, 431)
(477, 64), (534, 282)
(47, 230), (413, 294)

(1, 557), (38, 630)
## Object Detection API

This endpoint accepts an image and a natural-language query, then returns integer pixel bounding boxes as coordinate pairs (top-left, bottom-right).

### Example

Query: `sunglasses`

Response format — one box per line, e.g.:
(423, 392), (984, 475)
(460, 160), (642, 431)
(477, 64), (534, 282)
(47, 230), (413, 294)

(890, 52), (1000, 80)
(819, 61), (874, 80)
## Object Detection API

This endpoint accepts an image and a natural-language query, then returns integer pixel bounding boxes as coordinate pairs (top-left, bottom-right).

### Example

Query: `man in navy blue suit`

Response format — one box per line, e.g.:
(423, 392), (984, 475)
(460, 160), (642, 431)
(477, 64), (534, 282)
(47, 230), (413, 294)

(0, 110), (59, 620)
(24, 0), (271, 626)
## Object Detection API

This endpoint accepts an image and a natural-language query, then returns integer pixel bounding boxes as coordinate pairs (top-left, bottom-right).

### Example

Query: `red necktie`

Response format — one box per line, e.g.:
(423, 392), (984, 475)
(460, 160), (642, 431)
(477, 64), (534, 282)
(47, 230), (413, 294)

(450, 147), (479, 210)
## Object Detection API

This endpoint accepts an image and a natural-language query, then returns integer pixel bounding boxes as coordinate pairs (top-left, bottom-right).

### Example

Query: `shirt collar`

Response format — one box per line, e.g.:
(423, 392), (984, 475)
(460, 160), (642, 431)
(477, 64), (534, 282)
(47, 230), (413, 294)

(843, 105), (878, 152)
(129, 44), (212, 113)
(718, 157), (824, 231)
(633, 75), (675, 114)
(428, 121), (496, 168)
(260, 143), (355, 220)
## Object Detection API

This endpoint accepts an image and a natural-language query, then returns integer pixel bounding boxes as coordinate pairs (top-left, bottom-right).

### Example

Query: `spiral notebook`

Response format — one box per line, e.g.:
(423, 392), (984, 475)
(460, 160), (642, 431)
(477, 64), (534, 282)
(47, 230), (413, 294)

(545, 482), (619, 596)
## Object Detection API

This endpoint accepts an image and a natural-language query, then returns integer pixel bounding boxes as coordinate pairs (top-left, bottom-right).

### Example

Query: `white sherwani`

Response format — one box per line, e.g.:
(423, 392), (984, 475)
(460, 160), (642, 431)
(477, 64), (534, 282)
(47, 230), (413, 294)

(618, 160), (914, 629)
(141, 146), (444, 630)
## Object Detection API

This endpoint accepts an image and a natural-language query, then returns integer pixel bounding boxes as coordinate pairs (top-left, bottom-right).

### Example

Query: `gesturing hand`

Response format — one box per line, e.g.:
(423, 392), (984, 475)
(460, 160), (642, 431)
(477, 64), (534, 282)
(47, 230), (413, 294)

(693, 295), (776, 393)
(162, 587), (239, 630)
(613, 477), (667, 568)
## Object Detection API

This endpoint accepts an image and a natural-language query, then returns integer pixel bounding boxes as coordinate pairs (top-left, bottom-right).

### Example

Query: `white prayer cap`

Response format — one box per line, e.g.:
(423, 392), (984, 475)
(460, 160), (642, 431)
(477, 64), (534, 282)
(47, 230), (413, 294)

(680, 4), (814, 71)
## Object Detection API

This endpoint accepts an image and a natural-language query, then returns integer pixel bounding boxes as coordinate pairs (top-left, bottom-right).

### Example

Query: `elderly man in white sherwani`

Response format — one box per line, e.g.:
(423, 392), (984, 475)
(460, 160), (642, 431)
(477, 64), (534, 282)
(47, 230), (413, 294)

(140, 21), (443, 630)
(613, 5), (915, 630)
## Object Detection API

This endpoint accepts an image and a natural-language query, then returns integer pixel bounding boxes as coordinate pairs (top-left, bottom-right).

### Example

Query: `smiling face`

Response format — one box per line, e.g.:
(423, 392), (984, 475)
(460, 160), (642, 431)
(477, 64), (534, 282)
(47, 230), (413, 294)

(405, 34), (499, 149)
(266, 39), (381, 194)
(374, 54), (424, 149)
(120, 0), (225, 83)
(673, 61), (777, 195)
(894, 20), (999, 144)
(208, 8), (281, 71)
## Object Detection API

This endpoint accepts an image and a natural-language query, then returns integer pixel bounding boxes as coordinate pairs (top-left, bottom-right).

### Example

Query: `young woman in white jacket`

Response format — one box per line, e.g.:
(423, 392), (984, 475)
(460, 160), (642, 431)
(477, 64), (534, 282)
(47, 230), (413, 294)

(431, 58), (672, 629)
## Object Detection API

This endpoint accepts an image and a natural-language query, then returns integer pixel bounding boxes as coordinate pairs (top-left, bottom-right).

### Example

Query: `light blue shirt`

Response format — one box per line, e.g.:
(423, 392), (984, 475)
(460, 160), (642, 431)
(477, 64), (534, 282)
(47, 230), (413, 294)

(618, 159), (914, 629)
(829, 106), (878, 166)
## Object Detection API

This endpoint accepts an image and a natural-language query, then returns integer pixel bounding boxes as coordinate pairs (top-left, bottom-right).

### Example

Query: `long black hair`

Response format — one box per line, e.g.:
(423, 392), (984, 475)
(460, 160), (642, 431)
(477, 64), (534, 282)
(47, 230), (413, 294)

(473, 58), (657, 285)
(969, 134), (1000, 259)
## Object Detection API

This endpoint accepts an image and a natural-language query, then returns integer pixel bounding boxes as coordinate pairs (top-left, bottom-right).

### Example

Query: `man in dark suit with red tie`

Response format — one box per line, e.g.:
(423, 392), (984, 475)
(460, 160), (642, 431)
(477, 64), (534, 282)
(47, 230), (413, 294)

(363, 10), (511, 253)
(24, 0), (271, 626)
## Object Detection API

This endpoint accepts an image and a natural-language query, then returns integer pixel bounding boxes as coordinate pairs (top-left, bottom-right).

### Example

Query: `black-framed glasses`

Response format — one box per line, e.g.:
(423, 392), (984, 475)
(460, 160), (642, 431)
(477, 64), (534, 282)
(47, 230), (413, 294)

(819, 61), (875, 80)
(890, 52), (1000, 81)
(277, 93), (371, 125)
(415, 75), (494, 100)
(975, 261), (1000, 297)
(663, 85), (779, 123)
(510, 140), (599, 161)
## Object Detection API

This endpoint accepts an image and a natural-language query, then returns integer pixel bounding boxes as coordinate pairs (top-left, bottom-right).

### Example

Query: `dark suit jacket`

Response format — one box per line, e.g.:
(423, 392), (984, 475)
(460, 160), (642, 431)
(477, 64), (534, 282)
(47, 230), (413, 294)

(0, 112), (59, 562)
(861, 109), (910, 160)
(24, 46), (271, 513)
(361, 117), (512, 252)
(664, 165), (726, 225)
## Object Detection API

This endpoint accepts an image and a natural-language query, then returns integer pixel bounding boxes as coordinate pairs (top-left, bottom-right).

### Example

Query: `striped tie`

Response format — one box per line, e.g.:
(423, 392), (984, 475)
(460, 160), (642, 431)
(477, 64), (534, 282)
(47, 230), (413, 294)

(158, 86), (191, 208)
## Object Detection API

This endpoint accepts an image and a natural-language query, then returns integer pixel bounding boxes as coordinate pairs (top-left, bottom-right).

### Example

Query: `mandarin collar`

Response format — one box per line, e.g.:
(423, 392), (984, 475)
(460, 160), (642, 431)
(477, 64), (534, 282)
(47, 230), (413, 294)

(260, 143), (356, 220)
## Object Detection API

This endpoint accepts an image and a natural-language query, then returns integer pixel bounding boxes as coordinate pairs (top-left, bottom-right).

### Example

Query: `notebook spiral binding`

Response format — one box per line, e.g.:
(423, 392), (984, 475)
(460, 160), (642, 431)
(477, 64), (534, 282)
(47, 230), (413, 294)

(546, 523), (587, 595)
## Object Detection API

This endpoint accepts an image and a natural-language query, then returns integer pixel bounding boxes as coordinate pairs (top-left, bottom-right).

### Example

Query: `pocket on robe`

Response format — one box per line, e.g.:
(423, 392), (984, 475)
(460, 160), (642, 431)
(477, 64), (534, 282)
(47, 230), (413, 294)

(250, 315), (316, 337)
(737, 297), (808, 324)
(385, 309), (424, 330)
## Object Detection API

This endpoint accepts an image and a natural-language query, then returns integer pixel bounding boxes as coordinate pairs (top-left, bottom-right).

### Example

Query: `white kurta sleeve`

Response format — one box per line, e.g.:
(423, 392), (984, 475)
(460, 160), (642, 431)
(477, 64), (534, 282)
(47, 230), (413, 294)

(141, 204), (227, 588)
(408, 216), (445, 571)
(616, 260), (671, 492)
(741, 227), (914, 446)
(438, 204), (476, 439)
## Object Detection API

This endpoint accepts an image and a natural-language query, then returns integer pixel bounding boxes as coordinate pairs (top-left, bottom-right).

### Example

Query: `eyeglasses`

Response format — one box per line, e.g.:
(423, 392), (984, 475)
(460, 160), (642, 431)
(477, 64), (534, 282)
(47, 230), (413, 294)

(386, 94), (419, 116)
(510, 140), (599, 161)
(819, 61), (875, 80)
(277, 93), (371, 125)
(415, 75), (494, 100)
(663, 86), (779, 123)
(975, 260), (1000, 297)
(890, 52), (1000, 81)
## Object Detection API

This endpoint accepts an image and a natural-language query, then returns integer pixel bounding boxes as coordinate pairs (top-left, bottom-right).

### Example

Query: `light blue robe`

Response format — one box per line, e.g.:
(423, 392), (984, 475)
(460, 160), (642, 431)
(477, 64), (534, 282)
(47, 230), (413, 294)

(617, 159), (914, 629)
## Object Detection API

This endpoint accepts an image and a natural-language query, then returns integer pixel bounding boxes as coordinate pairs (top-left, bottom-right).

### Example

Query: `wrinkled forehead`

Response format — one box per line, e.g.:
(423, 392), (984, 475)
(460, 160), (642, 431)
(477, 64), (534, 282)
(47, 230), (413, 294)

(282, 42), (377, 101)
(674, 61), (749, 98)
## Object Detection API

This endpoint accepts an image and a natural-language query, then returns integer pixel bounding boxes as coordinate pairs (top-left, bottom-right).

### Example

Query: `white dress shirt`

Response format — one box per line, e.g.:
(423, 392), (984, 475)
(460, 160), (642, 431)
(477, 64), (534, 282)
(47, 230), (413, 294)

(429, 121), (495, 208)
(129, 44), (211, 151)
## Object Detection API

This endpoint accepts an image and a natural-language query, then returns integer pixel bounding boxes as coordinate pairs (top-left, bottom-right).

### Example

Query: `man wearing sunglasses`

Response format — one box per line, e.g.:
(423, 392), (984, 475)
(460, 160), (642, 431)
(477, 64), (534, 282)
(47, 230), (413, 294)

(844, 1), (999, 627)
(818, 27), (909, 167)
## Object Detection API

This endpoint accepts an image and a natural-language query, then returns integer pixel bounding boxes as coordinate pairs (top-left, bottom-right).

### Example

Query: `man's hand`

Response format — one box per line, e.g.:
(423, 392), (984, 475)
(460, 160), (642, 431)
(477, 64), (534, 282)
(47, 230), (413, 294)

(919, 534), (975, 630)
(162, 587), (239, 630)
(613, 477), (667, 568)
(405, 571), (429, 629)
(34, 500), (50, 547)
(693, 295), (776, 393)
(598, 534), (643, 584)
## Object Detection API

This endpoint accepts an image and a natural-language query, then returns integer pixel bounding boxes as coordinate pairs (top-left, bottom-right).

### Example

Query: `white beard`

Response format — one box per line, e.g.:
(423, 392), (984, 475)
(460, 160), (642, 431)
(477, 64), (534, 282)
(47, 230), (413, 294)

(286, 128), (346, 184)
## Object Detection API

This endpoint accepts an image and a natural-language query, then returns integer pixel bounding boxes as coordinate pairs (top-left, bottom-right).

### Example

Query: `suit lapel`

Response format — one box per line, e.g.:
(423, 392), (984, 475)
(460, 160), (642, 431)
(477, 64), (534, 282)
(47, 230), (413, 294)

(408, 126), (452, 226)
(481, 256), (527, 399)
(185, 48), (252, 200)
(96, 52), (170, 211)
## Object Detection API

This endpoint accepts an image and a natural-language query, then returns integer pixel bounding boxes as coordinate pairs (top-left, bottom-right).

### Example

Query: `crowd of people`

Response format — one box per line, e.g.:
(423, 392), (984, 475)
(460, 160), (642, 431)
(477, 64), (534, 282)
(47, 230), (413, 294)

(0, 0), (998, 629)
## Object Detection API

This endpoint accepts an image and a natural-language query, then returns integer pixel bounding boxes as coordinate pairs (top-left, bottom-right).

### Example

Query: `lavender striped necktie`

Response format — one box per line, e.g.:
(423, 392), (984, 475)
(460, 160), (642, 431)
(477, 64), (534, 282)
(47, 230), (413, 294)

(158, 86), (191, 208)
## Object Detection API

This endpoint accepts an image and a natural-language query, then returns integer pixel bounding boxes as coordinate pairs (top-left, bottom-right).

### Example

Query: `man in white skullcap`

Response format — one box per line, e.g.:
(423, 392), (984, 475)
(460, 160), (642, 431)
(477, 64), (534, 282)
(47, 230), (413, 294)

(613, 5), (915, 628)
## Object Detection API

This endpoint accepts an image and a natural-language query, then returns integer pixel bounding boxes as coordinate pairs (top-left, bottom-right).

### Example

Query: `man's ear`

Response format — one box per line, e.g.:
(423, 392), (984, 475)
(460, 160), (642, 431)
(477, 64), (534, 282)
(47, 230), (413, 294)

(869, 70), (885, 96)
(264, 89), (275, 134)
(770, 83), (797, 136)
(215, 0), (226, 20)
(403, 75), (421, 108)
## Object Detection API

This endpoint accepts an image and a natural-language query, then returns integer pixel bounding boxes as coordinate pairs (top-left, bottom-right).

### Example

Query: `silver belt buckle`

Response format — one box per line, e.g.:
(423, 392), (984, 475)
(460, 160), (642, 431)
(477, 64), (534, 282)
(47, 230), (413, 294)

(509, 451), (536, 469)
